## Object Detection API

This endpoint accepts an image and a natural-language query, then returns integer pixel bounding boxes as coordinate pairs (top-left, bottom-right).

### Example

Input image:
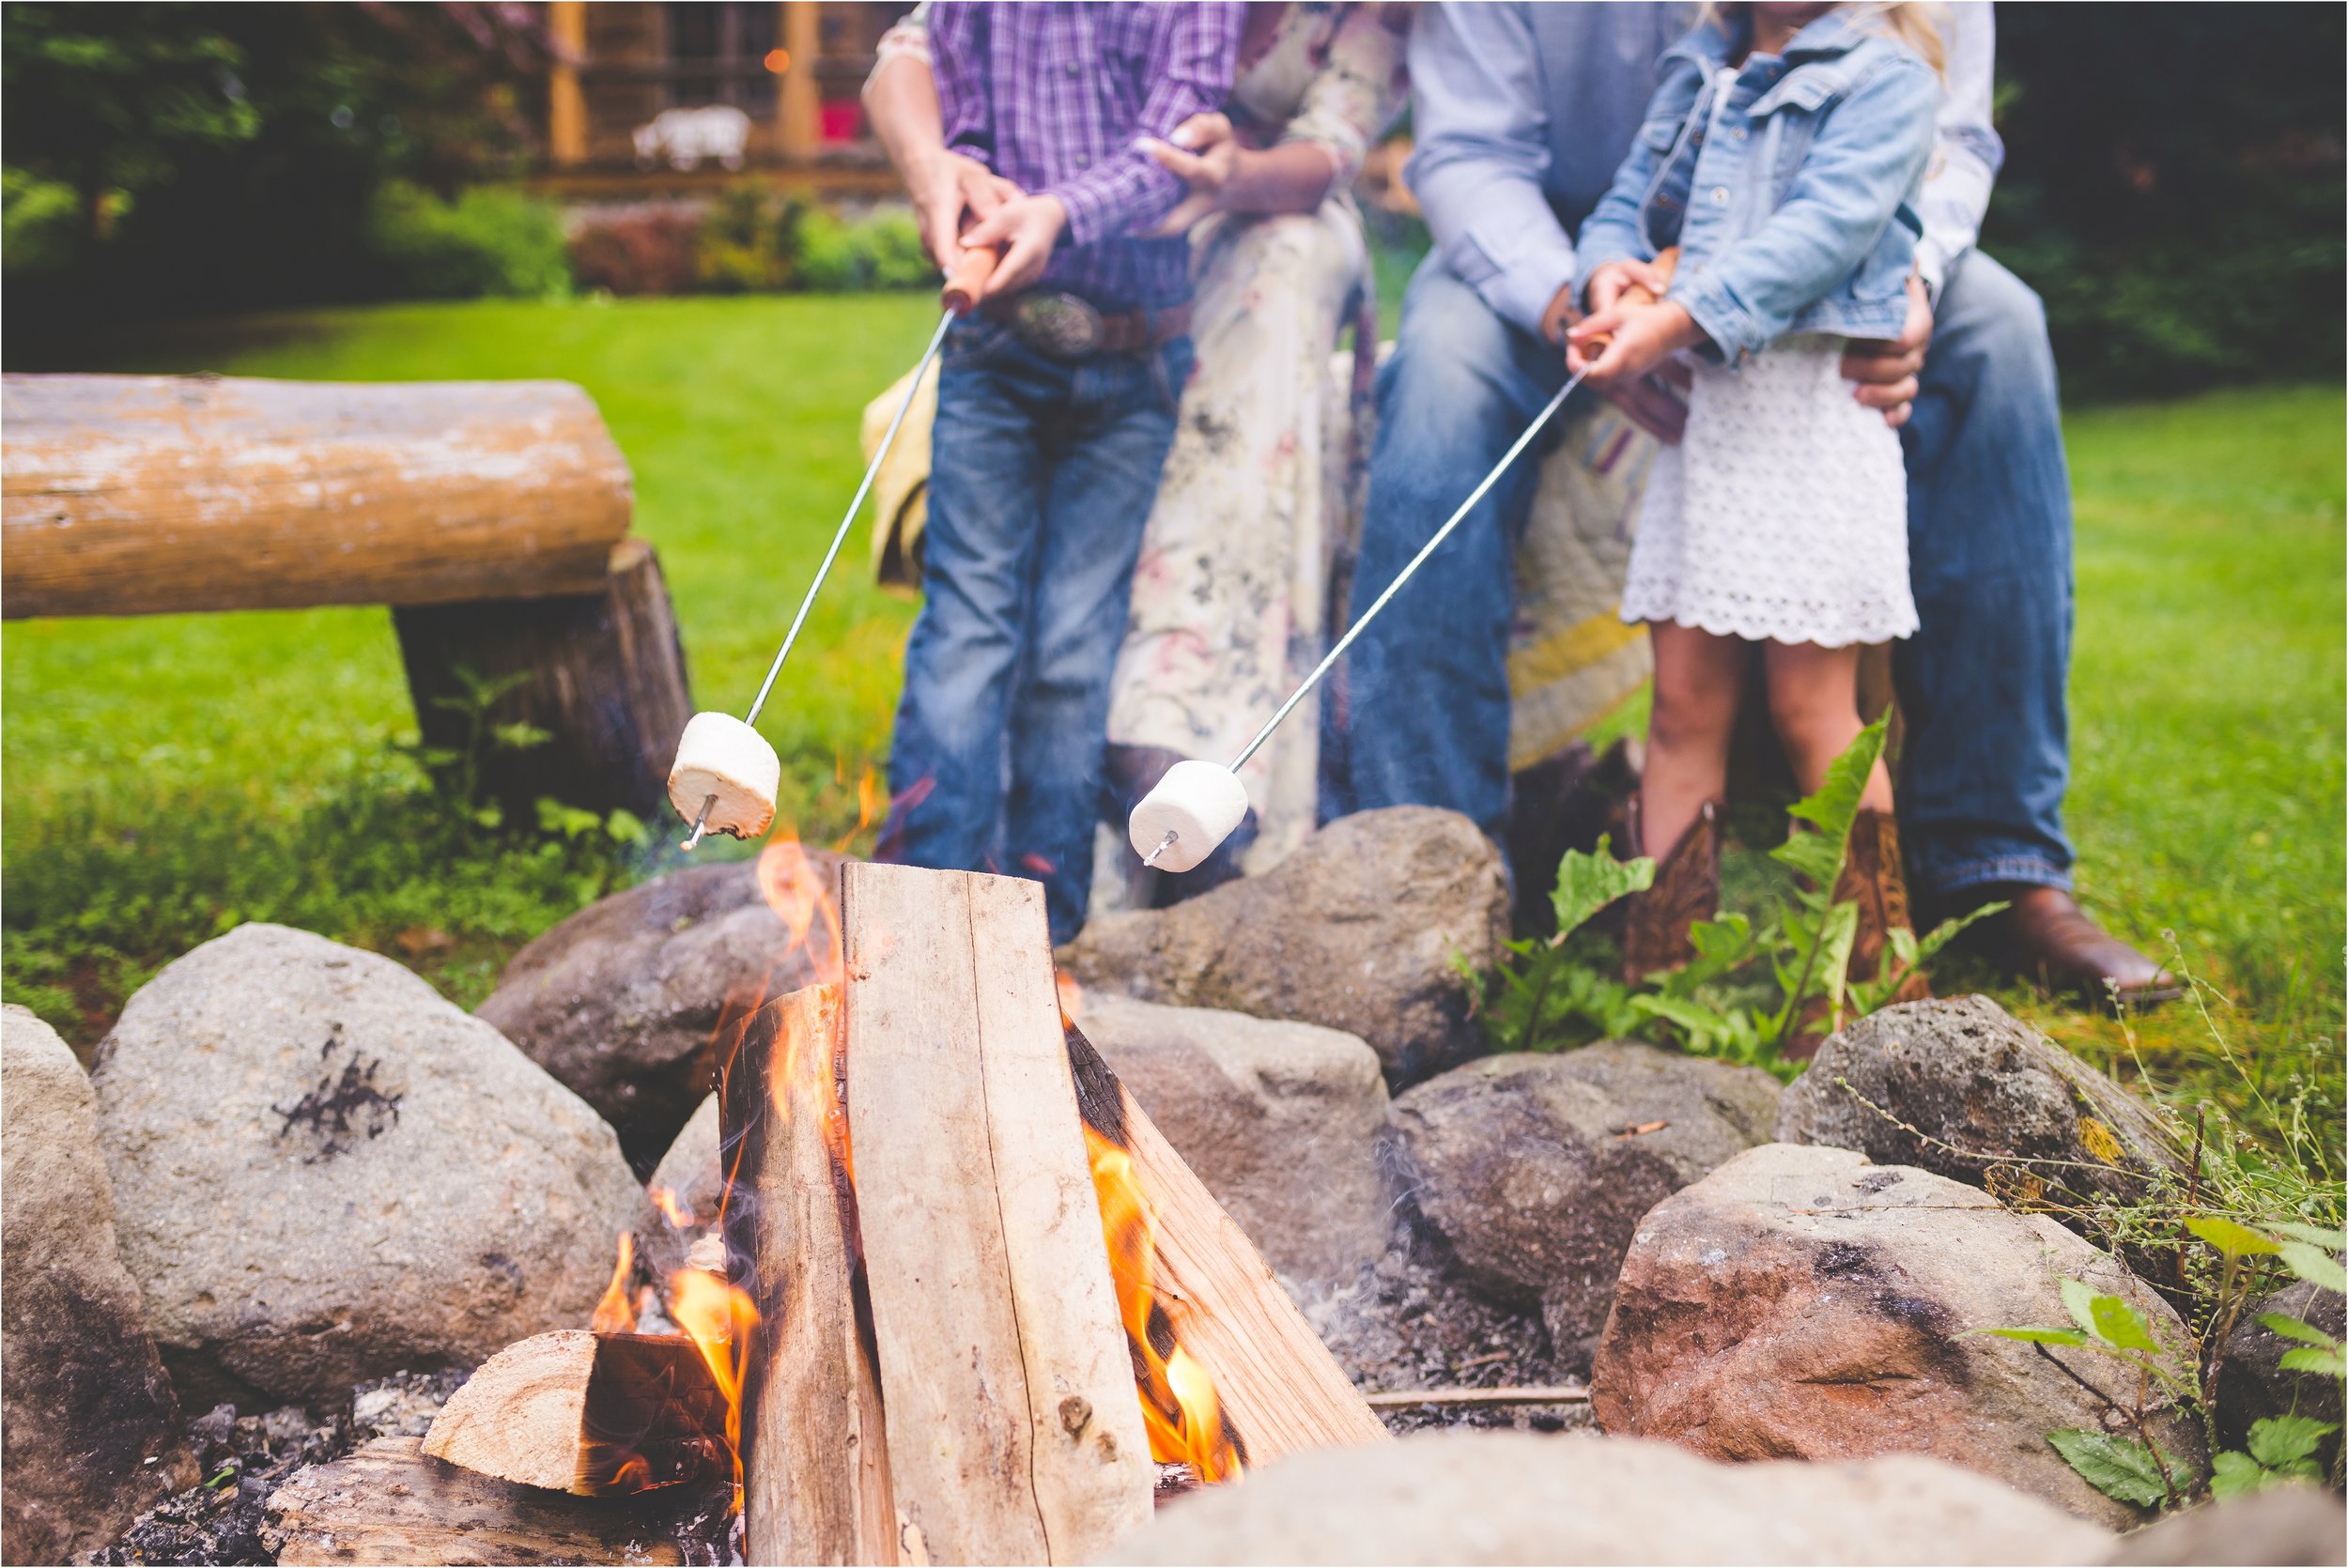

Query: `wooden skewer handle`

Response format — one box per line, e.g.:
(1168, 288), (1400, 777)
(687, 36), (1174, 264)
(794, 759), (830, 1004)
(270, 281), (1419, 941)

(1582, 245), (1682, 353)
(941, 243), (1004, 315)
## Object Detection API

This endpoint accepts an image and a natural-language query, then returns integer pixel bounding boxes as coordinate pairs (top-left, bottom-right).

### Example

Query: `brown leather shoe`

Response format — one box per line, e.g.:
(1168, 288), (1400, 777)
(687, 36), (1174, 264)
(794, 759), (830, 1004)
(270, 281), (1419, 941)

(1835, 808), (1930, 1002)
(1622, 798), (1721, 983)
(1949, 884), (2183, 1012)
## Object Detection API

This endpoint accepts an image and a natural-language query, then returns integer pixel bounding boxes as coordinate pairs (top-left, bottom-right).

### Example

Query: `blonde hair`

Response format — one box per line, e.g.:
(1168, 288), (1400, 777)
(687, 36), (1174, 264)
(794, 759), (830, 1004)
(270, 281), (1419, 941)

(1701, 3), (1948, 78)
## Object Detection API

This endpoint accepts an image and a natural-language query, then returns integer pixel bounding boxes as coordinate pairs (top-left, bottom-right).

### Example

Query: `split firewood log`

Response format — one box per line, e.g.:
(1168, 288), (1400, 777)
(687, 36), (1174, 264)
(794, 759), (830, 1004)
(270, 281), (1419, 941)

(262, 1437), (691, 1566)
(1063, 1021), (1392, 1465)
(421, 1330), (727, 1496)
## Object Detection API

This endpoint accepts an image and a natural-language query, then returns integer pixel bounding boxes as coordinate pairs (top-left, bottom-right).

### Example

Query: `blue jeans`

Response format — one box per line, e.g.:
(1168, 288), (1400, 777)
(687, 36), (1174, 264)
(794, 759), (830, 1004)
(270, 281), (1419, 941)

(880, 320), (1193, 943)
(1328, 253), (2076, 903)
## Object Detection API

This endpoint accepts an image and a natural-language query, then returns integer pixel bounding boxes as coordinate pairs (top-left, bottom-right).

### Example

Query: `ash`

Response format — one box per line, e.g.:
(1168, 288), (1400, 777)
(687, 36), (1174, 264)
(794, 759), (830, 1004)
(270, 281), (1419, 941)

(93, 1366), (739, 1566)
(1302, 1218), (1598, 1439)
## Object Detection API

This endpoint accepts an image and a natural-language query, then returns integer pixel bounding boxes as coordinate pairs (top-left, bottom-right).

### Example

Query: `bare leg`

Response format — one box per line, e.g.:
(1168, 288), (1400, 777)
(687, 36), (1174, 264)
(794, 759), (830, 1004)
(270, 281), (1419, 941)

(1761, 640), (1894, 812)
(1639, 622), (1745, 854)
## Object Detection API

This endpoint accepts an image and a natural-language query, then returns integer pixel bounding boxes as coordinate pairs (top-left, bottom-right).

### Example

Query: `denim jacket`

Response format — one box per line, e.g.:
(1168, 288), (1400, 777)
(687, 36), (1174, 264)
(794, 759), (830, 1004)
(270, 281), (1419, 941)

(1574, 8), (1939, 362)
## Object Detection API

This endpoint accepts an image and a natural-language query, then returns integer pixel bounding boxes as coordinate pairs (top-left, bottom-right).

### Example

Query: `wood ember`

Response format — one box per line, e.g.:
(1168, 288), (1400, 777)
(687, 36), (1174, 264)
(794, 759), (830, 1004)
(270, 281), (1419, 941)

(422, 1330), (727, 1496)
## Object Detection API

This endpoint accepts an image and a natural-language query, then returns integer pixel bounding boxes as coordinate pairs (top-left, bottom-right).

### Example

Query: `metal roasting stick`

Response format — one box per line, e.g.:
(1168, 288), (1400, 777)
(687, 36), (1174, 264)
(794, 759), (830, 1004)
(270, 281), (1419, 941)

(681, 308), (960, 852)
(1228, 366), (1587, 776)
(1136, 367), (1588, 872)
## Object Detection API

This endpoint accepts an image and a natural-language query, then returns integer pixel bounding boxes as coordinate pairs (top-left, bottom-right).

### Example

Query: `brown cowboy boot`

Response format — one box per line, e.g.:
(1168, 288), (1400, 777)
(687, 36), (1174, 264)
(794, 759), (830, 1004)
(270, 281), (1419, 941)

(1621, 798), (1721, 984)
(1836, 807), (1931, 1003)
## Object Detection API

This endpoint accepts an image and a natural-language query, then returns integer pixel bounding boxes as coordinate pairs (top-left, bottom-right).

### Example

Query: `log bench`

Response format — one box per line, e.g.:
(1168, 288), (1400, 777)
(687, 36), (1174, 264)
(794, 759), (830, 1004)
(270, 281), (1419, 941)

(2, 373), (692, 816)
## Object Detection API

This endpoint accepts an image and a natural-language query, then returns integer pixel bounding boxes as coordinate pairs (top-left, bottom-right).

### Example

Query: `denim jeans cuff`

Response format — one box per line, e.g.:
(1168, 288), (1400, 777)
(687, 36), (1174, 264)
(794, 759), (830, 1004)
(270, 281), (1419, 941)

(1909, 853), (2074, 902)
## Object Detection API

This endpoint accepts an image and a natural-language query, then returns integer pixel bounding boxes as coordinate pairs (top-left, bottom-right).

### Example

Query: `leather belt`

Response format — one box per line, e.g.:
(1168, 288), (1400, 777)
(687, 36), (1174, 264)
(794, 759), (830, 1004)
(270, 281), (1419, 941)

(983, 290), (1192, 359)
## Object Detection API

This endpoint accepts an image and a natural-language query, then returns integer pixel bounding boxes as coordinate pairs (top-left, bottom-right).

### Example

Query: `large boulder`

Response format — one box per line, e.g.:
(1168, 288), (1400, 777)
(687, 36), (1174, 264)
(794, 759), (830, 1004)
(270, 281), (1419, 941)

(1390, 1044), (1779, 1351)
(1063, 807), (1508, 1085)
(1592, 1143), (2202, 1530)
(4, 1007), (197, 1563)
(2215, 1279), (2345, 1459)
(1075, 993), (1390, 1288)
(1104, 1429), (2112, 1565)
(2104, 1485), (2347, 1566)
(93, 924), (643, 1401)
(479, 847), (846, 1170)
(1776, 996), (2185, 1215)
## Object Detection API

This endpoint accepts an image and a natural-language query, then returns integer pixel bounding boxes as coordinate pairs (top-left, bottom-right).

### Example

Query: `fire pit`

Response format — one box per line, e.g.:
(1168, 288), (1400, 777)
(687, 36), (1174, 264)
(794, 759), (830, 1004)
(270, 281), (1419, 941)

(410, 853), (1384, 1565)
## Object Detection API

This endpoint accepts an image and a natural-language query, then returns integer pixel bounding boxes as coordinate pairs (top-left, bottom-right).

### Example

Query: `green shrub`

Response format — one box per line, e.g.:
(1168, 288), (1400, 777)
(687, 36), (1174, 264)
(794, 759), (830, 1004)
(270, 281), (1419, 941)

(797, 207), (932, 292)
(2, 166), (82, 276)
(693, 181), (803, 293)
(368, 179), (570, 300)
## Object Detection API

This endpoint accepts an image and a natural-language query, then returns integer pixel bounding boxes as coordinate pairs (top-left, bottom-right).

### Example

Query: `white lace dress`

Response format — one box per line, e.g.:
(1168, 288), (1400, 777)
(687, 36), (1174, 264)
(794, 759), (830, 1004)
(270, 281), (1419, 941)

(1620, 335), (1919, 647)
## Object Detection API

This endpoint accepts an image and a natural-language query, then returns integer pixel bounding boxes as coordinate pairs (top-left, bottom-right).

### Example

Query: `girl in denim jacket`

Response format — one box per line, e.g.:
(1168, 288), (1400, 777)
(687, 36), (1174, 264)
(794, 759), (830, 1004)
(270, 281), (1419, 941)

(1565, 2), (1941, 988)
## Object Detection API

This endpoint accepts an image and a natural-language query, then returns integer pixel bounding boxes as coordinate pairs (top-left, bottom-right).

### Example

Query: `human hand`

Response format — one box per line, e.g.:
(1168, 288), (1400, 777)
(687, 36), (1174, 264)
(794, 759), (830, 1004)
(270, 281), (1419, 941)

(1137, 112), (1239, 237)
(913, 151), (1022, 271)
(1567, 300), (1706, 386)
(1583, 256), (1674, 318)
(1840, 272), (1933, 429)
(959, 192), (1070, 299)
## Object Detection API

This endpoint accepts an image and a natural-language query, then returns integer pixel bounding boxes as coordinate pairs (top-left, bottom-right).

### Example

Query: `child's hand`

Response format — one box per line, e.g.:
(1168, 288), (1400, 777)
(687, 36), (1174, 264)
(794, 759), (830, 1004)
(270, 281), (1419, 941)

(1583, 257), (1675, 317)
(960, 193), (1070, 300)
(1567, 300), (1706, 385)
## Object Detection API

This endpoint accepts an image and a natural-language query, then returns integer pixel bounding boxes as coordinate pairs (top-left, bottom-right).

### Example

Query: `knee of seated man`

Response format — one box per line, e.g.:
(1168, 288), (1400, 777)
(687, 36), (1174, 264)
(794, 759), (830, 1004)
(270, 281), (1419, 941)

(1379, 269), (1533, 448)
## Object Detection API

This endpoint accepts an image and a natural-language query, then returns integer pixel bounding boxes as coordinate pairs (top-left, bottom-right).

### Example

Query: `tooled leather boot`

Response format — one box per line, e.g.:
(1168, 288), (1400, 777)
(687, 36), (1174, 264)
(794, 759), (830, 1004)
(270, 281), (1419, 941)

(1836, 807), (1931, 1003)
(1621, 797), (1721, 984)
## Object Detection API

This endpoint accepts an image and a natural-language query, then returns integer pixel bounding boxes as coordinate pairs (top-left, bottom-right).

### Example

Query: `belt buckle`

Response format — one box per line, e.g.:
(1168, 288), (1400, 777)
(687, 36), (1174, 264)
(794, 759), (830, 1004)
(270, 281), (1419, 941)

(1012, 291), (1104, 359)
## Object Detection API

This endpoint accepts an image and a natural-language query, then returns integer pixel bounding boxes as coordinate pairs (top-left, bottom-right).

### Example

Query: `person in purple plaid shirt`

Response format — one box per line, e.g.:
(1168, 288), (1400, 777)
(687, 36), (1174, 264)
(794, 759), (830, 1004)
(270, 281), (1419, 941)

(876, 4), (1244, 943)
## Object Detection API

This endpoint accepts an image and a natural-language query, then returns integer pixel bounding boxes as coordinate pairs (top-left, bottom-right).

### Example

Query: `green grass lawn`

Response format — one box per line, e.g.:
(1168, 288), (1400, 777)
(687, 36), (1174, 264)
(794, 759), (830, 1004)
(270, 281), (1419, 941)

(4, 297), (2339, 1181)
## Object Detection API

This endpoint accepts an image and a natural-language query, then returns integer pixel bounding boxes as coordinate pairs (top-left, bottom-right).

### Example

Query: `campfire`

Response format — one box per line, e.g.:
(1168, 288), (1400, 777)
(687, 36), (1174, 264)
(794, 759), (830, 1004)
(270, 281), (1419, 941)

(418, 838), (1384, 1563)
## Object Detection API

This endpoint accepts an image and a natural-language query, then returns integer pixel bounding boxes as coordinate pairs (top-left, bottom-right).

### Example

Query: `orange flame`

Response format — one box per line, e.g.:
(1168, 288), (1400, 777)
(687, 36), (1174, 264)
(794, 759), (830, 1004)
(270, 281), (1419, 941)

(1056, 970), (1086, 1028)
(670, 1266), (759, 1514)
(648, 1186), (698, 1230)
(1085, 1128), (1242, 1483)
(590, 1231), (637, 1335)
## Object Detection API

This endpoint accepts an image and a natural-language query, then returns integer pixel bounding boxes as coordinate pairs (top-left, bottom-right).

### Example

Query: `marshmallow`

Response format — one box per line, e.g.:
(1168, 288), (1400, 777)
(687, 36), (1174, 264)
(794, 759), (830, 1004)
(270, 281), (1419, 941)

(1127, 761), (1251, 873)
(667, 712), (781, 840)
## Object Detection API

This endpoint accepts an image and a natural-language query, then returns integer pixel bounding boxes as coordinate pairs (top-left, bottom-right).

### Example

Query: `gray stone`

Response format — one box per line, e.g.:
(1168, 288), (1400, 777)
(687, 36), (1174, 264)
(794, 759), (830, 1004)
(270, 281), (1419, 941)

(479, 847), (846, 1170)
(1775, 995), (2185, 1217)
(2216, 1280), (2345, 1458)
(1063, 807), (1508, 1085)
(4, 1006), (197, 1563)
(1388, 1043), (1780, 1348)
(640, 1090), (726, 1284)
(93, 924), (643, 1401)
(1076, 992), (1390, 1288)
(1592, 1143), (2203, 1530)
(2105, 1485), (2346, 1566)
(1104, 1429), (2113, 1565)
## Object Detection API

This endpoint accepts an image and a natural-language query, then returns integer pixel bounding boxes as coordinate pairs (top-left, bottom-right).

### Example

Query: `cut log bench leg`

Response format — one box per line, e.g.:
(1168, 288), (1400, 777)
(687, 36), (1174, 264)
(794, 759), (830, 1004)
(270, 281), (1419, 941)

(394, 537), (693, 819)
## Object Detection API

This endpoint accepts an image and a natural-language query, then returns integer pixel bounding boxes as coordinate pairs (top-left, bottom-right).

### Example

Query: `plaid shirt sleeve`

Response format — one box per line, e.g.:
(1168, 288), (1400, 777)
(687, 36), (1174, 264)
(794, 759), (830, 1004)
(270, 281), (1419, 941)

(1044, 4), (1245, 245)
(928, 4), (992, 170)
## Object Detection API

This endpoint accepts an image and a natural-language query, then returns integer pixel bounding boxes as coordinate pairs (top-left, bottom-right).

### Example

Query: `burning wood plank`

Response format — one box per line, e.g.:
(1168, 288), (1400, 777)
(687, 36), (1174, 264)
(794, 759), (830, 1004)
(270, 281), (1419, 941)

(718, 984), (898, 1565)
(841, 863), (1156, 1564)
(264, 1437), (691, 1566)
(1064, 1022), (1392, 1465)
(421, 1330), (726, 1496)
